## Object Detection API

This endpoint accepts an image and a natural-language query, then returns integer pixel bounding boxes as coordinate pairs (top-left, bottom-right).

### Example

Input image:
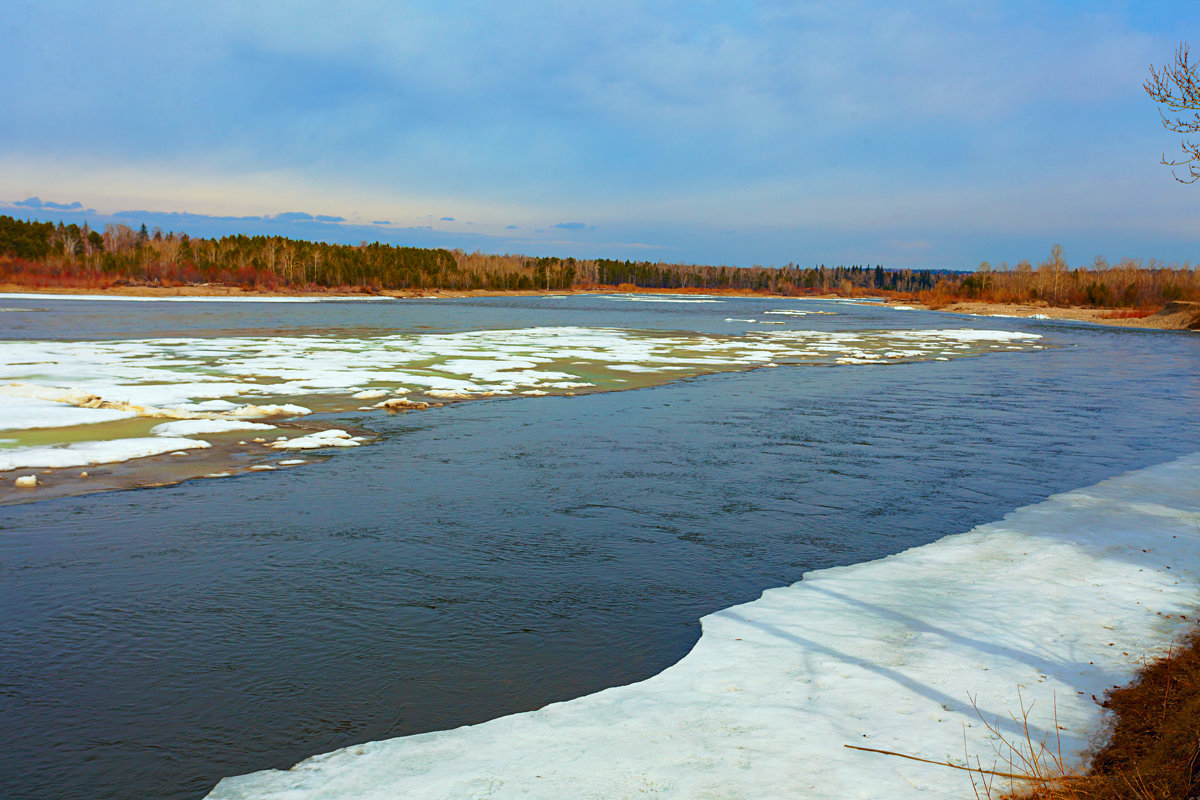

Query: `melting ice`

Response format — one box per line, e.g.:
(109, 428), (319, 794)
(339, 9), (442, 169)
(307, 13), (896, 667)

(1, 326), (1041, 488)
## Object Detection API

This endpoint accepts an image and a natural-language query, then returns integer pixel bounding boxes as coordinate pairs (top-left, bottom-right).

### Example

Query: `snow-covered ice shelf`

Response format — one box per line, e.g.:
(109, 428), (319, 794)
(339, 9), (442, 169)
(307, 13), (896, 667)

(1, 326), (1042, 493)
(206, 453), (1200, 800)
(0, 327), (1040, 425)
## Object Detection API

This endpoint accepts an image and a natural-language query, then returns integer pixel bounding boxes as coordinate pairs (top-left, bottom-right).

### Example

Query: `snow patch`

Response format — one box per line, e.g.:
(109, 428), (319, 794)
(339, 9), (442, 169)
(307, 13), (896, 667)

(269, 429), (364, 450)
(603, 295), (722, 304)
(0, 437), (211, 470)
(226, 403), (311, 418)
(151, 419), (276, 437)
(0, 395), (135, 431)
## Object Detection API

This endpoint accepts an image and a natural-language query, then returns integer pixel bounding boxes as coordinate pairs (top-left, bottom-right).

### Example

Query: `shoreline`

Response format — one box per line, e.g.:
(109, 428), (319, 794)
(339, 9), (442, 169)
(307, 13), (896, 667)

(0, 282), (822, 301)
(3, 283), (1197, 331)
(901, 299), (1200, 332)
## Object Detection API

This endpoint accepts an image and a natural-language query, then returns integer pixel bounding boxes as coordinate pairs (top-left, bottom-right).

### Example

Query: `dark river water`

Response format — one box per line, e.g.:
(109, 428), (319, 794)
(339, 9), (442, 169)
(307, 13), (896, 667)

(1, 295), (1198, 800)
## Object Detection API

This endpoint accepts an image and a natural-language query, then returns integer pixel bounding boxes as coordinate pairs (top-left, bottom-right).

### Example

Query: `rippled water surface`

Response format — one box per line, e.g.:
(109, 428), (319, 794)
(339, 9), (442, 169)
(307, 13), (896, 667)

(1, 295), (1198, 800)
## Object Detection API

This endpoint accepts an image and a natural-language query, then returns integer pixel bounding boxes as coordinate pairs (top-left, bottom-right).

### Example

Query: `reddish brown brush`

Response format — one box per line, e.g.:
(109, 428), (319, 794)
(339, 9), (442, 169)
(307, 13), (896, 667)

(844, 631), (1200, 799)
(996, 631), (1200, 798)
(1100, 309), (1158, 319)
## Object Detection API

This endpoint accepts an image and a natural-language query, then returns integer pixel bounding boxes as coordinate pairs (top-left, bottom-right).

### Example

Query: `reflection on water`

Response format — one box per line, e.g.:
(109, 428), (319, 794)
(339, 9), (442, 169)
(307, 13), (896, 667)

(0, 295), (1197, 800)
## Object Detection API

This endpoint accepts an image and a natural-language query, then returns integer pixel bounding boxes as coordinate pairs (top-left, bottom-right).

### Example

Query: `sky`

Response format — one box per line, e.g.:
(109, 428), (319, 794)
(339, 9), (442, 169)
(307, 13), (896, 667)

(2, 1), (1199, 268)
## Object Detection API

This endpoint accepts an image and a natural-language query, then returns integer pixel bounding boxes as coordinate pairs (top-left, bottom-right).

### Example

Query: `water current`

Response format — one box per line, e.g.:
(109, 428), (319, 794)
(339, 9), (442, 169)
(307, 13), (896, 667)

(1, 294), (1198, 799)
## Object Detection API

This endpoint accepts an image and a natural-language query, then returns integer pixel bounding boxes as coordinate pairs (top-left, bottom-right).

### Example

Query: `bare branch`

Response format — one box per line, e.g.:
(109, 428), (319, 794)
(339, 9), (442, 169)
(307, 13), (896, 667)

(1147, 43), (1200, 181)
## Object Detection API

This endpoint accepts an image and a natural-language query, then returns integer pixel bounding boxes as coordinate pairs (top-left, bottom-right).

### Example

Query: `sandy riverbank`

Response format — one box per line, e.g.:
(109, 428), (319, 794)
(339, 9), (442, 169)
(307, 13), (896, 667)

(904, 299), (1200, 332)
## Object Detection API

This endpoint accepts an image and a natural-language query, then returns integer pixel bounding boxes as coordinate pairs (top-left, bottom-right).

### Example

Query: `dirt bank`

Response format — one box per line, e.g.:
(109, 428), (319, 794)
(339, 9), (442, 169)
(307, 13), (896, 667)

(907, 299), (1200, 332)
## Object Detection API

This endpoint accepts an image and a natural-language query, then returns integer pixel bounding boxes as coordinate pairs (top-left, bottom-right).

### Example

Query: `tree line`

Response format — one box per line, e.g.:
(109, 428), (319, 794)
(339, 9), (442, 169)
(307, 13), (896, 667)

(0, 215), (1196, 307)
(927, 243), (1199, 309)
(0, 215), (942, 295)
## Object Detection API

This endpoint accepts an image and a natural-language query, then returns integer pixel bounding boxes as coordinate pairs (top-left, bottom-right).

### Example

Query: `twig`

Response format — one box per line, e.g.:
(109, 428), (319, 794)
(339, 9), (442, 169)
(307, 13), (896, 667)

(842, 744), (1083, 782)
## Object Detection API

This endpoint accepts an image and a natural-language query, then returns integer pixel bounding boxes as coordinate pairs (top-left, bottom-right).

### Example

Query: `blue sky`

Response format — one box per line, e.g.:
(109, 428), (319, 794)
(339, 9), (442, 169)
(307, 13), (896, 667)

(3, 1), (1198, 267)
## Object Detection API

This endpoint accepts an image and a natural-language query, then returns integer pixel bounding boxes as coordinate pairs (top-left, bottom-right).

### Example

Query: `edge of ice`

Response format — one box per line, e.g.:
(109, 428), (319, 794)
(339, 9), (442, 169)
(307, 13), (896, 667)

(205, 452), (1200, 800)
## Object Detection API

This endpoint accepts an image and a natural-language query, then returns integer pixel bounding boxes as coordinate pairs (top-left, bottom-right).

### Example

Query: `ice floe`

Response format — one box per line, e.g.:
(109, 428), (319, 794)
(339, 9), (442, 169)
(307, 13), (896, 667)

(0, 437), (211, 470)
(762, 309), (834, 316)
(150, 419), (276, 437)
(0, 395), (135, 431)
(602, 294), (723, 303)
(206, 453), (1200, 800)
(269, 429), (364, 450)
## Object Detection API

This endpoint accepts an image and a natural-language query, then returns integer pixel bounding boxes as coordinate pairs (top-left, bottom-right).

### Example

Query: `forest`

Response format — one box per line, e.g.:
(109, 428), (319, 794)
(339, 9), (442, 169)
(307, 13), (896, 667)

(1, 215), (1197, 308)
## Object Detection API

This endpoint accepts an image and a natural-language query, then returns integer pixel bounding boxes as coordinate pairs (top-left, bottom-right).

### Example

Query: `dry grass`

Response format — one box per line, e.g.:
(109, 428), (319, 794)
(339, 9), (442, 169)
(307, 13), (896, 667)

(1099, 309), (1158, 320)
(846, 630), (1200, 799)
(1001, 631), (1200, 799)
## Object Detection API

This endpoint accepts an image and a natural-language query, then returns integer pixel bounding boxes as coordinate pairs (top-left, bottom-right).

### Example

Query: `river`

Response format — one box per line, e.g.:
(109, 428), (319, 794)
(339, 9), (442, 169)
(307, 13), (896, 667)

(1, 294), (1197, 799)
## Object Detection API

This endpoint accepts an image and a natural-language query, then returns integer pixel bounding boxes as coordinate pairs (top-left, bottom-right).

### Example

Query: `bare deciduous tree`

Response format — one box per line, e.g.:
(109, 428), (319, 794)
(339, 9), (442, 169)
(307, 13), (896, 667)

(103, 223), (137, 254)
(1040, 243), (1067, 303)
(1145, 43), (1200, 182)
(60, 232), (77, 260)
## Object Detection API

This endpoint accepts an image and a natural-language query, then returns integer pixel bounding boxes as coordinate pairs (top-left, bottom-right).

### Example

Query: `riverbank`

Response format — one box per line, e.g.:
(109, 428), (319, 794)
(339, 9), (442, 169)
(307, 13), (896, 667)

(1008, 626), (1200, 799)
(206, 453), (1200, 800)
(901, 299), (1200, 332)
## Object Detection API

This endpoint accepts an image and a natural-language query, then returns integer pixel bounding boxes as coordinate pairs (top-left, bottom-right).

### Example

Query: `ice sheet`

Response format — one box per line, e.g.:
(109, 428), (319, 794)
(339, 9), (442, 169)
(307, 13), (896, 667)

(206, 453), (1200, 800)
(0, 326), (1042, 473)
(0, 327), (1041, 413)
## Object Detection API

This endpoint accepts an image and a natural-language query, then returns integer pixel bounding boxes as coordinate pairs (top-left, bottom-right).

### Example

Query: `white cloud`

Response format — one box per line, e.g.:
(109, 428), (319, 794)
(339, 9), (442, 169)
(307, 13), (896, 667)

(1, 1), (1196, 265)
